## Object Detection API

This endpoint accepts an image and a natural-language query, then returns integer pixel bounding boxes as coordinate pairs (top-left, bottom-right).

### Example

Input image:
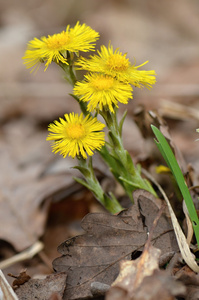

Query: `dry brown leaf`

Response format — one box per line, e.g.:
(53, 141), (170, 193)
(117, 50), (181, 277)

(106, 257), (186, 300)
(0, 119), (76, 251)
(109, 245), (161, 293)
(159, 99), (199, 121)
(8, 270), (31, 290)
(173, 265), (199, 300)
(53, 191), (178, 300)
(106, 206), (185, 300)
(0, 175), (74, 251)
(15, 272), (67, 300)
(132, 270), (186, 300)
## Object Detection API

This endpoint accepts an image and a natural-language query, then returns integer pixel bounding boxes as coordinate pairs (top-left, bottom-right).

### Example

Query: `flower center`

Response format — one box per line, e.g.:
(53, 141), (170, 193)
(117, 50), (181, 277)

(66, 124), (86, 139)
(106, 54), (130, 71)
(46, 32), (70, 50)
(91, 75), (114, 90)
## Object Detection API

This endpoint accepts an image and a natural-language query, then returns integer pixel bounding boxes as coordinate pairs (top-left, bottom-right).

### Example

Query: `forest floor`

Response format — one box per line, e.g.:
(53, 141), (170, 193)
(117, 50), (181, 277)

(1, 1), (199, 299)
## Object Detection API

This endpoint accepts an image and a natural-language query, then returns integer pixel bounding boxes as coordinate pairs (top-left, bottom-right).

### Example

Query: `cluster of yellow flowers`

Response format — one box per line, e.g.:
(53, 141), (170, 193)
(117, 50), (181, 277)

(23, 21), (156, 160)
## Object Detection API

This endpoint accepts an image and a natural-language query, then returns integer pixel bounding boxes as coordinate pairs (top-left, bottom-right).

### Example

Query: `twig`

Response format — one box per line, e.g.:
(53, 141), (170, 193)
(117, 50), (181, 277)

(0, 241), (44, 270)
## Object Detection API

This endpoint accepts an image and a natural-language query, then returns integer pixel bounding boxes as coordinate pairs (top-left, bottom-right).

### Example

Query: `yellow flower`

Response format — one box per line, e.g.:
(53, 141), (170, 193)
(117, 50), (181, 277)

(75, 44), (156, 89)
(46, 113), (105, 159)
(156, 165), (171, 174)
(23, 21), (99, 72)
(73, 73), (133, 113)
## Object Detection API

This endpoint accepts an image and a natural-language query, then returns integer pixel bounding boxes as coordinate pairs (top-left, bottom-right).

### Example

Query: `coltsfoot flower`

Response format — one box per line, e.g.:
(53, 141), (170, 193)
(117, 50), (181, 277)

(23, 21), (99, 72)
(75, 44), (156, 89)
(46, 113), (105, 159)
(73, 73), (133, 113)
(156, 165), (171, 174)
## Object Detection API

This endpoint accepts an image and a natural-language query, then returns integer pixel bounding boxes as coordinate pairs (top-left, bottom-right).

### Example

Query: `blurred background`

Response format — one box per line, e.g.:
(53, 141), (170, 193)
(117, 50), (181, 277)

(1, 0), (199, 283)
(1, 0), (199, 133)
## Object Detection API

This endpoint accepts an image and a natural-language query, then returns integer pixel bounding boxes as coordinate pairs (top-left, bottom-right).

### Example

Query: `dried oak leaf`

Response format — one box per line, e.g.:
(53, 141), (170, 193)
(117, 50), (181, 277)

(107, 242), (185, 300)
(15, 272), (67, 300)
(53, 191), (179, 300)
(137, 192), (178, 255)
(109, 245), (161, 293)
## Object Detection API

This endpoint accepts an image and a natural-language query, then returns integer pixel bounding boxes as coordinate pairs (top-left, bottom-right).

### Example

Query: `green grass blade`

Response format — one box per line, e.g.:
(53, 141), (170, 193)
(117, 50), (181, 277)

(151, 125), (199, 246)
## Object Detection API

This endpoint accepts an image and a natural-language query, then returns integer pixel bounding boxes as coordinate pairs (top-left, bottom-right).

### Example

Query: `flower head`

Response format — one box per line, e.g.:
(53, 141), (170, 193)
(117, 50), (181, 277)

(23, 21), (99, 72)
(46, 113), (105, 159)
(73, 73), (133, 113)
(75, 44), (156, 89)
(156, 165), (171, 174)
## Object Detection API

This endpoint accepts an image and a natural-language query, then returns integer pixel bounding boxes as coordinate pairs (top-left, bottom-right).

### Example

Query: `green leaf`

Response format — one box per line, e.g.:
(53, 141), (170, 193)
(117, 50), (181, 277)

(73, 176), (90, 190)
(73, 166), (91, 178)
(100, 145), (125, 176)
(103, 193), (123, 214)
(119, 110), (127, 137)
(151, 125), (199, 246)
(108, 131), (121, 148)
(119, 176), (141, 189)
(125, 151), (137, 175)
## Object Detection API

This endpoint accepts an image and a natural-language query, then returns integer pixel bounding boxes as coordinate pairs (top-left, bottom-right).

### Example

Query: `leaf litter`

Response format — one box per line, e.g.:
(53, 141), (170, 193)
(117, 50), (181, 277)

(15, 272), (67, 300)
(1, 2), (199, 299)
(0, 118), (78, 252)
(51, 190), (178, 300)
(106, 201), (185, 300)
(1, 69), (199, 300)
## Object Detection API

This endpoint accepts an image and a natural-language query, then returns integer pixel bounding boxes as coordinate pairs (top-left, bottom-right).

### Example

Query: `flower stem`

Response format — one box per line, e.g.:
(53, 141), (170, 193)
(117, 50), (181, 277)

(74, 157), (123, 214)
(100, 109), (157, 201)
(59, 60), (88, 116)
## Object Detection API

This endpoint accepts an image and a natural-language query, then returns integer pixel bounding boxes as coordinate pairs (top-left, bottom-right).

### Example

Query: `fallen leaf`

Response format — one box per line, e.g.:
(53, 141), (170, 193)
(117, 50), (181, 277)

(138, 270), (186, 300)
(106, 206), (185, 300)
(174, 265), (199, 299)
(0, 119), (77, 251)
(8, 270), (31, 290)
(133, 269), (186, 300)
(0, 174), (74, 251)
(106, 262), (186, 300)
(53, 191), (178, 299)
(15, 272), (67, 300)
(137, 192), (178, 255)
(175, 265), (199, 286)
(108, 246), (161, 295)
